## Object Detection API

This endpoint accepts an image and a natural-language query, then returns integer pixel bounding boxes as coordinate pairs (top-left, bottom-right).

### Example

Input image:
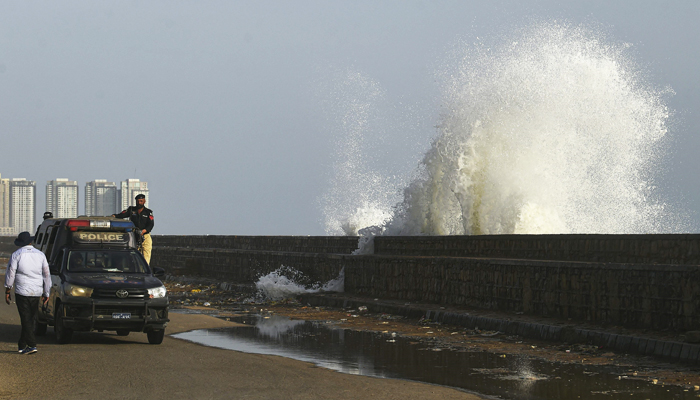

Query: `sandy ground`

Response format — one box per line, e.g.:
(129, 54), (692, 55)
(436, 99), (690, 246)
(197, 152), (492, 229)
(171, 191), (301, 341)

(165, 279), (700, 392)
(0, 280), (481, 400)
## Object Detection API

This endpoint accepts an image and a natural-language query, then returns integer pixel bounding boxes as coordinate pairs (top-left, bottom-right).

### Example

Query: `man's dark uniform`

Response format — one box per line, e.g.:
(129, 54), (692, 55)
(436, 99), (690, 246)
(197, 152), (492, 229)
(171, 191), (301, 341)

(114, 206), (154, 263)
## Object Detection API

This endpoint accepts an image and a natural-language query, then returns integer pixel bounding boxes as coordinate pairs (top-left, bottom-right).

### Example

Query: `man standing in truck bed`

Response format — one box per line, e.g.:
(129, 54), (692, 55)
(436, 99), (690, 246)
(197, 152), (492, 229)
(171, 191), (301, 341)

(112, 194), (154, 264)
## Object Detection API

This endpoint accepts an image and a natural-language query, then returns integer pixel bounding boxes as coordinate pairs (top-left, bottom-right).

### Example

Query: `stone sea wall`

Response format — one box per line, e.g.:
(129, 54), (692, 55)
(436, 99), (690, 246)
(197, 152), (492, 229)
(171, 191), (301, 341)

(0, 236), (16, 257)
(152, 246), (346, 286)
(149, 234), (700, 332)
(373, 234), (700, 265)
(344, 255), (700, 331)
(153, 235), (359, 254)
(5, 233), (697, 332)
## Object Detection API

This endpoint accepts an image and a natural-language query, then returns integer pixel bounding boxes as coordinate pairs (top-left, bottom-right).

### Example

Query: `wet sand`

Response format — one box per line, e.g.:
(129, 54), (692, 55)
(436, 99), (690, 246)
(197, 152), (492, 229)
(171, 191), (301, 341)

(0, 275), (482, 400)
(167, 279), (700, 392)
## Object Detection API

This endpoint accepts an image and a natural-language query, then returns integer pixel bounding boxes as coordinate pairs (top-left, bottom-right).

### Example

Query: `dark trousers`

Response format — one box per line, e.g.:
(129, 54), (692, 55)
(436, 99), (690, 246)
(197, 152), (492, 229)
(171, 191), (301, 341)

(15, 294), (40, 349)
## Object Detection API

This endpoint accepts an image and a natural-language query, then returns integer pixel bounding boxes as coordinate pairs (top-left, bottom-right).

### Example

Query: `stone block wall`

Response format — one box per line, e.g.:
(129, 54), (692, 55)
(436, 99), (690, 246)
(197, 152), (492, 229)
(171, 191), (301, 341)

(374, 234), (700, 265)
(144, 234), (700, 332)
(344, 256), (700, 331)
(152, 246), (345, 286)
(0, 236), (16, 257)
(151, 235), (359, 254)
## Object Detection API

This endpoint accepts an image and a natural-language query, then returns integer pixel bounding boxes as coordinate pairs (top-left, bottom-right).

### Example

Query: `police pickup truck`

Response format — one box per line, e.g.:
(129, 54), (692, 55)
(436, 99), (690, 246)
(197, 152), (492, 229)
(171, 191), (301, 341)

(33, 216), (169, 344)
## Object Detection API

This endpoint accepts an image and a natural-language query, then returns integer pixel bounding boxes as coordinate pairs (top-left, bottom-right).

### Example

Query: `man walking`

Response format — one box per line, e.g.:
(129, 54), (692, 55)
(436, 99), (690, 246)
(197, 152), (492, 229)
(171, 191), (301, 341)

(112, 194), (154, 264)
(4, 231), (51, 355)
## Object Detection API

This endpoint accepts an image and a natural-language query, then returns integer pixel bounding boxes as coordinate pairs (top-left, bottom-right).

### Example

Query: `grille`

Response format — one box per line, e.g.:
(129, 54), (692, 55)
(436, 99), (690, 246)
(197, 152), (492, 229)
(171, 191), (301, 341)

(92, 288), (147, 299)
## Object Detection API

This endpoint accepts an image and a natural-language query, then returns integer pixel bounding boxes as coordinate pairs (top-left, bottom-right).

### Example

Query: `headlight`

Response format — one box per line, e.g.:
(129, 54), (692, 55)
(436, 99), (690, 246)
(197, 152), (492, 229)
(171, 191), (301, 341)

(65, 283), (93, 297)
(148, 285), (167, 299)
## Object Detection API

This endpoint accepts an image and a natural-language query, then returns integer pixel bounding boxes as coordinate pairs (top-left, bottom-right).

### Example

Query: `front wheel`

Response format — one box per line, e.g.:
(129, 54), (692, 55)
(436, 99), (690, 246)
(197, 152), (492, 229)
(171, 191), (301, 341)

(116, 330), (130, 336)
(147, 329), (164, 344)
(54, 304), (73, 344)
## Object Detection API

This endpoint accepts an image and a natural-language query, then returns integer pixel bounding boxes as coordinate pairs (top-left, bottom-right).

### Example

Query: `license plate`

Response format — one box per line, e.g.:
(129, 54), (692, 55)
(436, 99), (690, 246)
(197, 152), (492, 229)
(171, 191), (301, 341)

(112, 313), (131, 319)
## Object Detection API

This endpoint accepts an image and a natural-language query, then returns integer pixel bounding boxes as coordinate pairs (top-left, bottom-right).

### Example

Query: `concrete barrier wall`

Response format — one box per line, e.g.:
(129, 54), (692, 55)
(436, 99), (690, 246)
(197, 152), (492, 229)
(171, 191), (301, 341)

(148, 234), (700, 332)
(374, 234), (700, 265)
(345, 256), (700, 331)
(151, 246), (346, 286)
(152, 235), (359, 254)
(7, 233), (696, 332)
(0, 237), (16, 258)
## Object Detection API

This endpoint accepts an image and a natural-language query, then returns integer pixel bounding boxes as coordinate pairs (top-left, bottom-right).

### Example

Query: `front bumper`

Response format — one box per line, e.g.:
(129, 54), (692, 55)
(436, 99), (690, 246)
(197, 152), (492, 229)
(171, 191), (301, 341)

(59, 297), (169, 332)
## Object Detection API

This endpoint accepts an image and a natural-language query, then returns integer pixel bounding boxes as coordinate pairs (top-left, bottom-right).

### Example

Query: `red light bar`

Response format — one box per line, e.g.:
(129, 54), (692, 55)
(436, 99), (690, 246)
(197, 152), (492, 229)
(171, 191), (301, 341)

(66, 220), (90, 227)
(66, 220), (90, 231)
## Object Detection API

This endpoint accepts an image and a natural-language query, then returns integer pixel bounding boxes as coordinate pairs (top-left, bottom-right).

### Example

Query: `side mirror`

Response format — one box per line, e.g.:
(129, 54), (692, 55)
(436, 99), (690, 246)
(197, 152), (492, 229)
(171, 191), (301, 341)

(49, 264), (59, 275)
(152, 267), (165, 278)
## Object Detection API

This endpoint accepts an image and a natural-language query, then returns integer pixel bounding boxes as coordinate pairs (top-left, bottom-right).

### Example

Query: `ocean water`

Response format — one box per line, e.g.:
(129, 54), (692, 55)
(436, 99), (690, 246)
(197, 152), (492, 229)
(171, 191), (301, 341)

(323, 22), (684, 238)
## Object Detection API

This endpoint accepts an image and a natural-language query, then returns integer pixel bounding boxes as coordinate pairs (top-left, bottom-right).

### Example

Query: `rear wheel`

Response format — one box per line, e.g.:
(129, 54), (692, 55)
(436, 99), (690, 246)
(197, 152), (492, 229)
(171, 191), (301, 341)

(54, 304), (73, 344)
(147, 329), (165, 344)
(116, 330), (130, 336)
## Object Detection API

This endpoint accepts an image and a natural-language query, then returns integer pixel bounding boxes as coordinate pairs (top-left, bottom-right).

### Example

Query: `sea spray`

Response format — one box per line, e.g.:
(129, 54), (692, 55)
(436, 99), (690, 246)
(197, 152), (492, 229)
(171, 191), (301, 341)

(320, 70), (406, 236)
(255, 266), (344, 301)
(329, 22), (683, 238)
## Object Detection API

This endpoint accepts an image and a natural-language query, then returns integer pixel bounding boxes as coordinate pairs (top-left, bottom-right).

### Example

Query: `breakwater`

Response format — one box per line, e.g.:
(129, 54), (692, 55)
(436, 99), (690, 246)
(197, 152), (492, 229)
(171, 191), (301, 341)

(150, 234), (700, 332)
(4, 234), (700, 332)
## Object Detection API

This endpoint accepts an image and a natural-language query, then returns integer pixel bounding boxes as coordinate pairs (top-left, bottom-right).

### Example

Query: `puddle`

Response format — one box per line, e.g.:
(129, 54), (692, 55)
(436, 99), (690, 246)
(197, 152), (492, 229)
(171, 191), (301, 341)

(174, 315), (700, 399)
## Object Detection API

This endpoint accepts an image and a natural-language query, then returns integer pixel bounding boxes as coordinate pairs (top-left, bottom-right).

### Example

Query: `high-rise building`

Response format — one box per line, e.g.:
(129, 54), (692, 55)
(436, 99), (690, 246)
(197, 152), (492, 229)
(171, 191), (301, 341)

(85, 180), (118, 216)
(9, 179), (36, 234)
(119, 179), (149, 211)
(0, 174), (12, 236)
(46, 179), (79, 219)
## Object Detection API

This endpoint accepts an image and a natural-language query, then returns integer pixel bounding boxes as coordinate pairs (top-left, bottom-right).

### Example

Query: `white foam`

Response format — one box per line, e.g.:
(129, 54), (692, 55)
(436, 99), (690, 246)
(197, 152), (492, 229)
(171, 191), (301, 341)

(255, 266), (344, 301)
(325, 22), (685, 238)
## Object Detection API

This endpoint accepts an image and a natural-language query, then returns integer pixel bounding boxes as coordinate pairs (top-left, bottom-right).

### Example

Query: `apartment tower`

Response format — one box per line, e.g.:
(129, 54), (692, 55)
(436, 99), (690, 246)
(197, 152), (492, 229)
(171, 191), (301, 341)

(46, 179), (79, 219)
(119, 179), (149, 211)
(0, 174), (12, 235)
(85, 180), (118, 216)
(9, 179), (36, 234)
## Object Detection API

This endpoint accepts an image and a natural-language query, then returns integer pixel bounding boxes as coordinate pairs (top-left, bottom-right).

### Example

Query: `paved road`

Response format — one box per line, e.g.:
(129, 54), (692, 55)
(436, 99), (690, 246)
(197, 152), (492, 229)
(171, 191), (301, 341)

(0, 284), (481, 399)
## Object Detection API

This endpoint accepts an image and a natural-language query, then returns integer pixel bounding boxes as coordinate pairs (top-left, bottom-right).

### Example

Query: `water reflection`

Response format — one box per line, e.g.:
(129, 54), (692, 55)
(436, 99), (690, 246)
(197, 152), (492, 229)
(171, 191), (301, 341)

(174, 315), (696, 400)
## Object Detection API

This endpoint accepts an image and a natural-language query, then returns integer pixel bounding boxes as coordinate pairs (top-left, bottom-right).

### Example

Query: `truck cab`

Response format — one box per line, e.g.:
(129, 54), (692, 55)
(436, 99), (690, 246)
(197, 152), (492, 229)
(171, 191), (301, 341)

(34, 216), (169, 344)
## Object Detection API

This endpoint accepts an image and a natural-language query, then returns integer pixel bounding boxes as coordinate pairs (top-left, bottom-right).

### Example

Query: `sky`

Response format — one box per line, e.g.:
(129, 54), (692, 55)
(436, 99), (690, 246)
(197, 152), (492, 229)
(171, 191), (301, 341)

(0, 0), (698, 235)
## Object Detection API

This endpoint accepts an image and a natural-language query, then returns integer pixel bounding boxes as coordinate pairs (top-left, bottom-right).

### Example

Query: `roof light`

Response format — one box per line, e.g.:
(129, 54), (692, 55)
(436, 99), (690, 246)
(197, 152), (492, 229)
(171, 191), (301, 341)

(110, 221), (134, 229)
(66, 219), (90, 231)
(90, 220), (110, 228)
(66, 220), (90, 227)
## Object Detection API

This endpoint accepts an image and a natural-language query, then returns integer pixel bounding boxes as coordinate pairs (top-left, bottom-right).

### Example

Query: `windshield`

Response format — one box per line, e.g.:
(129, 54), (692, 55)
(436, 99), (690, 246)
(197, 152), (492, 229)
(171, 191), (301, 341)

(66, 250), (150, 274)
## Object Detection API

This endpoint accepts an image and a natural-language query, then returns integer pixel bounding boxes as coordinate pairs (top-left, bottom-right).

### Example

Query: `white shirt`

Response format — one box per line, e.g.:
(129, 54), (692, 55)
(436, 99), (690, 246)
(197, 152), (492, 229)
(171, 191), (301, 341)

(4, 245), (51, 297)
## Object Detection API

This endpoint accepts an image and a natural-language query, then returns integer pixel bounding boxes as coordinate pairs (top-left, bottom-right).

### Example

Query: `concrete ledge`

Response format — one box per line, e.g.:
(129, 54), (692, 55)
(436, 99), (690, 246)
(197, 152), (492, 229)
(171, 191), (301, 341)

(374, 234), (700, 265)
(150, 234), (700, 332)
(299, 292), (700, 364)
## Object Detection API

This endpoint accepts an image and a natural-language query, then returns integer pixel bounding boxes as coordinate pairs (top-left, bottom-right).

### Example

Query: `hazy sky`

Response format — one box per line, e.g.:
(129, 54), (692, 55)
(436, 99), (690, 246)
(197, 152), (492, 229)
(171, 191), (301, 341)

(1, 1), (698, 235)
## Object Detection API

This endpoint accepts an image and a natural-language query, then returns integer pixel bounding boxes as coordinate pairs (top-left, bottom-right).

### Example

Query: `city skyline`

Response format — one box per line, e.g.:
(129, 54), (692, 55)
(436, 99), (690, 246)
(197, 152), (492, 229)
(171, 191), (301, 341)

(0, 2), (698, 235)
(0, 175), (149, 236)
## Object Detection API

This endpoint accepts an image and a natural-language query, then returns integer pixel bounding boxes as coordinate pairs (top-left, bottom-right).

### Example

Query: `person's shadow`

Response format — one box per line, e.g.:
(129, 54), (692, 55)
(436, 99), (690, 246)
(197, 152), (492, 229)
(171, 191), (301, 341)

(0, 321), (55, 352)
(0, 320), (145, 351)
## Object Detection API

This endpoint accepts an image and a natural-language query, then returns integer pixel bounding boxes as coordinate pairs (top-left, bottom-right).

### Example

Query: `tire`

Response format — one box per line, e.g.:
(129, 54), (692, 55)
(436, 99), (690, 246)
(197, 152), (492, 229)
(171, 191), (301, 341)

(116, 330), (130, 336)
(147, 329), (165, 344)
(54, 304), (73, 344)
